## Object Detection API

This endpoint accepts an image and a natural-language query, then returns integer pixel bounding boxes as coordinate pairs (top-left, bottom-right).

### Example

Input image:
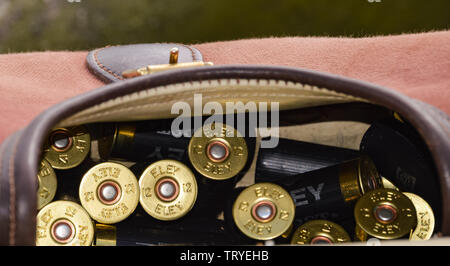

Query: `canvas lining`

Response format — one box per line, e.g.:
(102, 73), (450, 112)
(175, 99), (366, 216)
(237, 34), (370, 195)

(58, 78), (365, 127)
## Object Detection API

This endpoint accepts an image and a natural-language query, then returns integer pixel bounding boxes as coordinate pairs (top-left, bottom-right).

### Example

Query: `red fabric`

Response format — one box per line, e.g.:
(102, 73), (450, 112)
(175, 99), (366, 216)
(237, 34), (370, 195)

(0, 51), (103, 142)
(194, 31), (450, 115)
(0, 31), (449, 143)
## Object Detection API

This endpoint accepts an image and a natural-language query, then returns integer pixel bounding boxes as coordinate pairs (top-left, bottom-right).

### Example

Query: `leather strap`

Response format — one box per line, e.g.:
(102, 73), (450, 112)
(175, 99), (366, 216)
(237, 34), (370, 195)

(0, 130), (37, 246)
(86, 43), (204, 83)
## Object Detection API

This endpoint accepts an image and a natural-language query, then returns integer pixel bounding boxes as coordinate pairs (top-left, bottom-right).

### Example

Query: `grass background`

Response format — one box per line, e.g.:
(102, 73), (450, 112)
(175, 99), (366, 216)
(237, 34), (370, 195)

(0, 0), (448, 53)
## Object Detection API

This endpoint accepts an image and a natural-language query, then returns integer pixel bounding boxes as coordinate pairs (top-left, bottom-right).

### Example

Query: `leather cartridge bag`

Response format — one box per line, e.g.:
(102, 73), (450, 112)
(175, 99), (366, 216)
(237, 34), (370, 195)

(0, 43), (449, 245)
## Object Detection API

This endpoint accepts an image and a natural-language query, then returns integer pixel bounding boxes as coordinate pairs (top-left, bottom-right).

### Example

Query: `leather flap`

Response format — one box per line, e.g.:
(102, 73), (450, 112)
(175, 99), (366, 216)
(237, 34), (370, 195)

(86, 43), (204, 83)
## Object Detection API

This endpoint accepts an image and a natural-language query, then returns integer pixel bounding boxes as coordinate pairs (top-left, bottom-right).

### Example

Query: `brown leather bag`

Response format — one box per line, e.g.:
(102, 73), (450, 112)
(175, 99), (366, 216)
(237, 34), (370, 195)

(1, 44), (449, 245)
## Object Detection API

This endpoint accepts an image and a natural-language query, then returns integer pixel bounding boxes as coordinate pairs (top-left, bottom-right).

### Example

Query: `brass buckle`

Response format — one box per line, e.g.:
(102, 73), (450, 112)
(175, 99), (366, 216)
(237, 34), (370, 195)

(122, 47), (213, 78)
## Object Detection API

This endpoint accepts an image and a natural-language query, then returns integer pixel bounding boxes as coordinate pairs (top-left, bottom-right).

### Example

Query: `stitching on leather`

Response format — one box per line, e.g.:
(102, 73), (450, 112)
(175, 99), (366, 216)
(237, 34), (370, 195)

(8, 133), (20, 246)
(65, 93), (352, 125)
(176, 43), (198, 61)
(93, 46), (125, 81)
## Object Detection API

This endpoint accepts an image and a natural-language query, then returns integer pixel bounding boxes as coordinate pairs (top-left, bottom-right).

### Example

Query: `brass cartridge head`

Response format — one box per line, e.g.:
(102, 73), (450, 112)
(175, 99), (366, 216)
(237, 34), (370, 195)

(37, 159), (57, 210)
(354, 188), (417, 240)
(339, 156), (383, 202)
(404, 192), (435, 241)
(94, 224), (117, 246)
(36, 200), (94, 246)
(188, 122), (248, 180)
(43, 126), (91, 170)
(381, 177), (399, 191)
(232, 182), (295, 240)
(290, 220), (351, 245)
(139, 160), (198, 221)
(79, 162), (140, 224)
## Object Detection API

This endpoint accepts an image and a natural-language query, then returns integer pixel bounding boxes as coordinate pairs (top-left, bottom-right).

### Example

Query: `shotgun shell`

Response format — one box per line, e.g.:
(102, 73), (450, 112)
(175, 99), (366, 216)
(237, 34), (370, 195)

(188, 122), (248, 180)
(79, 162), (139, 224)
(255, 137), (360, 183)
(139, 160), (198, 221)
(381, 177), (399, 191)
(94, 224), (117, 246)
(97, 121), (191, 163)
(268, 156), (382, 226)
(354, 188), (417, 240)
(43, 126), (91, 169)
(37, 159), (57, 210)
(360, 118), (441, 223)
(339, 156), (383, 202)
(404, 192), (435, 241)
(290, 220), (351, 245)
(36, 200), (94, 246)
(232, 183), (295, 240)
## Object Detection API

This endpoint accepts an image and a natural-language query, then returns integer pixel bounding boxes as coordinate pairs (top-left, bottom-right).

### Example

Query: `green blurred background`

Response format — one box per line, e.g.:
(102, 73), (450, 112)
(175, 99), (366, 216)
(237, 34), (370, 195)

(0, 0), (448, 53)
